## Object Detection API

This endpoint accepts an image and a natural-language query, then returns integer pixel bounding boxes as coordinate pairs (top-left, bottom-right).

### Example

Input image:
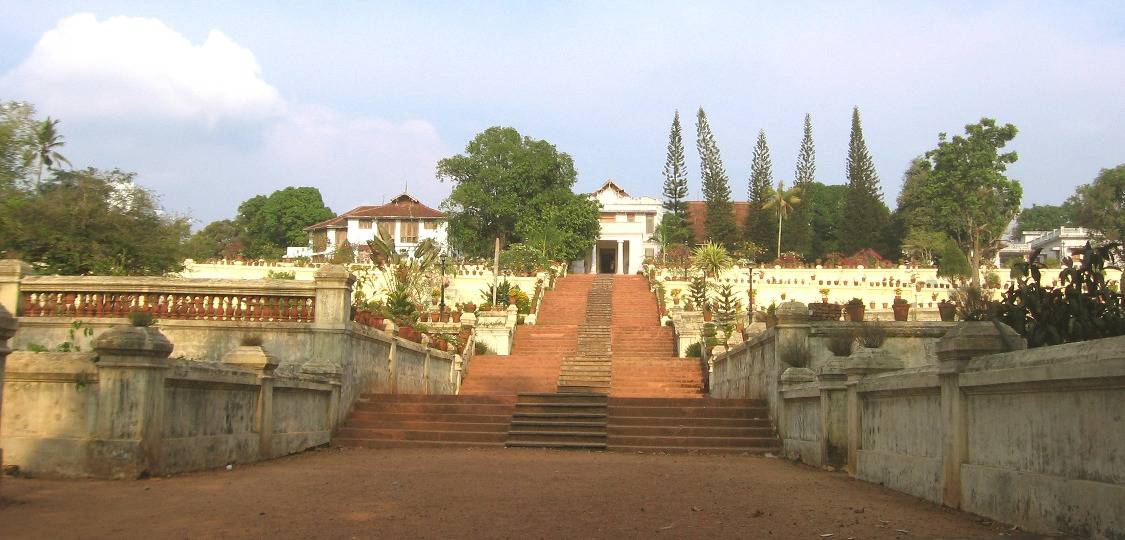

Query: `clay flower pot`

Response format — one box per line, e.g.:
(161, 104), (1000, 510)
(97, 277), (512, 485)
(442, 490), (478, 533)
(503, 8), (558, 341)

(845, 304), (865, 322)
(938, 303), (956, 322)
(892, 300), (910, 321)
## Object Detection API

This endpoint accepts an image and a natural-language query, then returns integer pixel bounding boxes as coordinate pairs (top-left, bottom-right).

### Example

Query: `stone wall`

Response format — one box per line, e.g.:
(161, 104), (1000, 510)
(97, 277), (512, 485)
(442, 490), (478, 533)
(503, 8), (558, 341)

(0, 263), (463, 479)
(710, 303), (1125, 538)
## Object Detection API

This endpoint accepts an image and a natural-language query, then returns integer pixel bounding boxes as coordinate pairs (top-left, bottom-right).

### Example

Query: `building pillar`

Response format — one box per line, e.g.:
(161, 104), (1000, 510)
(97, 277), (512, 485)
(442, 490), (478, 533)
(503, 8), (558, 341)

(224, 345), (280, 459)
(616, 240), (624, 275)
(0, 260), (33, 315)
(590, 243), (598, 274)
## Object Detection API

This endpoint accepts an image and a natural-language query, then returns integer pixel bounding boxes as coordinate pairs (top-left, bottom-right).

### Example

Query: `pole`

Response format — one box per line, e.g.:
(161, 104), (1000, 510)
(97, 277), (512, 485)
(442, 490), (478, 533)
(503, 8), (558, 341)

(492, 237), (500, 308)
(439, 254), (447, 314)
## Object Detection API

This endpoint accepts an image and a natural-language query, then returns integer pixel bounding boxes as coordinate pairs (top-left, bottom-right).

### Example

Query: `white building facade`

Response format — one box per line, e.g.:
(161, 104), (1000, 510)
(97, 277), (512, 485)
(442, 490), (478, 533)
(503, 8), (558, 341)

(575, 180), (664, 275)
(996, 226), (1100, 265)
(300, 193), (448, 261)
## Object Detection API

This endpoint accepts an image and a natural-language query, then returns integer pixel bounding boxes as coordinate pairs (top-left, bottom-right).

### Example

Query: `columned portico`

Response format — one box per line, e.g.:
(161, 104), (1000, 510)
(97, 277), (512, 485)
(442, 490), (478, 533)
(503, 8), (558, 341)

(590, 244), (597, 274)
(616, 240), (624, 275)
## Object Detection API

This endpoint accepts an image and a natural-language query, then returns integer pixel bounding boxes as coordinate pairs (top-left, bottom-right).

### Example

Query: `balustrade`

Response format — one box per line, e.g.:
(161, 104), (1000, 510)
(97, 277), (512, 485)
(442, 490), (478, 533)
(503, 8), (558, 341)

(20, 290), (315, 322)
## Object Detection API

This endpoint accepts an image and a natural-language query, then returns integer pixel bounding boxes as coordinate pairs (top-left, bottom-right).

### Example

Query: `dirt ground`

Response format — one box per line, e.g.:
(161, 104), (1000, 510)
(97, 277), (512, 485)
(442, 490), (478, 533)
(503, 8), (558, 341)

(1, 447), (1035, 539)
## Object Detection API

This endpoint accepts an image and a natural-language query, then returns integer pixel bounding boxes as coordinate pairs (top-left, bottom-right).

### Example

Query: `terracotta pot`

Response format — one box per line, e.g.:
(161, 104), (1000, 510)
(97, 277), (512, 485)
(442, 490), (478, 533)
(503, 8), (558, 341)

(431, 311), (441, 322)
(892, 302), (910, 322)
(938, 303), (956, 322)
(463, 303), (477, 313)
(845, 304), (865, 322)
(703, 310), (713, 322)
(452, 312), (462, 323)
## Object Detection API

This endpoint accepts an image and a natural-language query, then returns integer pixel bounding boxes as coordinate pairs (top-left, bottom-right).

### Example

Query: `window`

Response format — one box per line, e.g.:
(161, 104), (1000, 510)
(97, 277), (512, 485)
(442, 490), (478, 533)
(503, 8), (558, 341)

(646, 214), (655, 234)
(377, 221), (393, 240)
(423, 220), (437, 230)
(358, 219), (372, 229)
(627, 212), (636, 223)
(334, 229), (347, 245)
(599, 213), (616, 223)
(311, 232), (328, 252)
(400, 221), (419, 243)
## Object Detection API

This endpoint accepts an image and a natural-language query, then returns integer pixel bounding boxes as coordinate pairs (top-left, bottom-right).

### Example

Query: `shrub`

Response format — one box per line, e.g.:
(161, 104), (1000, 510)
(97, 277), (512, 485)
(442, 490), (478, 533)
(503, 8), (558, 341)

(846, 297), (864, 307)
(984, 271), (1002, 289)
(128, 310), (156, 327)
(952, 285), (992, 321)
(688, 276), (709, 311)
(826, 331), (855, 357)
(856, 322), (886, 348)
(779, 340), (811, 368)
(265, 270), (296, 280)
(474, 341), (494, 355)
(685, 342), (701, 358)
(498, 243), (549, 275)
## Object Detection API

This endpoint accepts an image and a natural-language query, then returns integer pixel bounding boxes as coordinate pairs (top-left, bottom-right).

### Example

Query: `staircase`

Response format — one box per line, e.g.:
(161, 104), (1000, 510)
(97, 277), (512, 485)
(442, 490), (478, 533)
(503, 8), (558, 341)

(506, 392), (608, 449)
(333, 394), (515, 448)
(607, 397), (779, 454)
(557, 275), (614, 393)
(609, 275), (703, 398)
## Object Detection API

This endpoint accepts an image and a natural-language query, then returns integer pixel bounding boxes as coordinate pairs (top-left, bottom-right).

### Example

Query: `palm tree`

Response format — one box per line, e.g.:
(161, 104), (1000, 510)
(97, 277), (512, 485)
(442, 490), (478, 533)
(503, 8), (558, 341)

(691, 242), (734, 310)
(762, 180), (802, 260)
(24, 117), (71, 187)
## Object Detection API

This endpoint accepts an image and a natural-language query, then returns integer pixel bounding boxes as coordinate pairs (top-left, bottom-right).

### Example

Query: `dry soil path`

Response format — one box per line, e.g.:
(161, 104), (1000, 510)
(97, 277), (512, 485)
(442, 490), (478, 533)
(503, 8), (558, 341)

(1, 447), (1031, 539)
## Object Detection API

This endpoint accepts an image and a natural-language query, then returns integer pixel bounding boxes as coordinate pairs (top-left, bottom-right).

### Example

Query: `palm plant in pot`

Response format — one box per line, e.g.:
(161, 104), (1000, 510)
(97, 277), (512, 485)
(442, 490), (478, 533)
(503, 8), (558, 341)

(845, 298), (865, 321)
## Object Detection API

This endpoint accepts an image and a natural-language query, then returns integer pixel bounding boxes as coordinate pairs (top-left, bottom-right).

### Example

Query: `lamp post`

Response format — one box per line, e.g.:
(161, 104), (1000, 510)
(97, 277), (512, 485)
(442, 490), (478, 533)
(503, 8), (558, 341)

(439, 254), (448, 316)
(745, 260), (755, 320)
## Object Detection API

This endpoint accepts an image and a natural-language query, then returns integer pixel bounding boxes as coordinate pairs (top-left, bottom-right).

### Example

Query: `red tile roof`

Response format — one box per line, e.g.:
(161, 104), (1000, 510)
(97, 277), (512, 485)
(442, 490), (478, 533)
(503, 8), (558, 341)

(685, 201), (752, 244)
(304, 193), (445, 231)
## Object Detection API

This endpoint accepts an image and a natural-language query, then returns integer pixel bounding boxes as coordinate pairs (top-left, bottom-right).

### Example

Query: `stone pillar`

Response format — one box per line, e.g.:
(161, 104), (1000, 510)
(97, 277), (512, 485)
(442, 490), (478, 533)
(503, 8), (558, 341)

(817, 359), (848, 468)
(934, 321), (1025, 508)
(91, 324), (173, 479)
(774, 301), (810, 360)
(843, 346), (905, 476)
(590, 243), (597, 274)
(0, 305), (18, 491)
(388, 338), (399, 393)
(313, 264), (355, 329)
(778, 366), (815, 454)
(616, 240), (624, 274)
(0, 260), (33, 315)
(224, 346), (279, 458)
(302, 360), (343, 427)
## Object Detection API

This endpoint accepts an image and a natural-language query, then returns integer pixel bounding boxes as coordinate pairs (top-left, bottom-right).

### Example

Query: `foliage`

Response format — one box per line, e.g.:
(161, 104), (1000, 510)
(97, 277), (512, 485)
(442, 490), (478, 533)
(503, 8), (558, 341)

(935, 238), (972, 284)
(25, 116), (72, 186)
(651, 213), (693, 260)
(763, 180), (802, 260)
(804, 182), (848, 261)
(1017, 203), (1075, 234)
(236, 187), (334, 259)
(513, 189), (599, 262)
(382, 283), (419, 325)
(1069, 164), (1124, 245)
(480, 280), (531, 313)
(695, 108), (739, 248)
(895, 157), (939, 234)
(329, 240), (355, 264)
(846, 297), (864, 307)
(692, 242), (734, 279)
(997, 243), (1125, 347)
(688, 276), (709, 311)
(437, 126), (596, 258)
(857, 322), (887, 348)
(661, 110), (692, 242)
(779, 340), (811, 368)
(984, 271), (1002, 289)
(826, 331), (855, 357)
(685, 342), (702, 358)
(745, 130), (777, 252)
(128, 310), (156, 327)
(474, 341), (494, 355)
(730, 240), (765, 264)
(920, 118), (1023, 287)
(266, 270), (296, 280)
(184, 219), (244, 260)
(952, 286), (992, 321)
(784, 114), (816, 257)
(840, 107), (891, 256)
(498, 242), (550, 274)
(0, 167), (190, 275)
(0, 101), (36, 186)
(712, 283), (743, 334)
(901, 229), (948, 265)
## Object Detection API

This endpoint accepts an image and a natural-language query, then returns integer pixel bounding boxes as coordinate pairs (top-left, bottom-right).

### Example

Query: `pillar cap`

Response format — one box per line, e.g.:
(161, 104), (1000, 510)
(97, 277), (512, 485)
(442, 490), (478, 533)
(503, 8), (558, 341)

(776, 301), (809, 324)
(935, 321), (1026, 368)
(314, 264), (355, 284)
(223, 345), (278, 373)
(93, 325), (173, 359)
(0, 303), (17, 342)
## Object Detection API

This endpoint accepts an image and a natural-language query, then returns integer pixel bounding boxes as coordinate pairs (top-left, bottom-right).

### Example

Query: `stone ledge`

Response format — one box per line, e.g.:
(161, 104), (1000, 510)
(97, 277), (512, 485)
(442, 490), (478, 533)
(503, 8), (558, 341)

(20, 275), (317, 296)
(809, 321), (956, 338)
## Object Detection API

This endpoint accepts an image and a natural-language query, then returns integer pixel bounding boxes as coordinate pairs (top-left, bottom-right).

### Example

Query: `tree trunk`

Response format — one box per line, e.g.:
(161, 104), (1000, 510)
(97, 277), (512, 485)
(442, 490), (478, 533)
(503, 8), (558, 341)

(969, 233), (982, 288)
(776, 209), (784, 259)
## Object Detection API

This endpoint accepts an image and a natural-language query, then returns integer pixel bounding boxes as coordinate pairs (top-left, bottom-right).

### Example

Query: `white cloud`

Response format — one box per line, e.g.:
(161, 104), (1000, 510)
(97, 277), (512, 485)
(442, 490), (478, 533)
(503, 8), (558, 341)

(0, 13), (285, 125)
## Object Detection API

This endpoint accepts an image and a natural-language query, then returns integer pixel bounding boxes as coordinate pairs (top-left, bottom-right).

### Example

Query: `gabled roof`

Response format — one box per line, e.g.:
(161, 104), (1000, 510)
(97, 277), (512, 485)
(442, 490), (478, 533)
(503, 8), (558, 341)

(594, 179), (630, 198)
(304, 193), (445, 231)
(685, 201), (753, 244)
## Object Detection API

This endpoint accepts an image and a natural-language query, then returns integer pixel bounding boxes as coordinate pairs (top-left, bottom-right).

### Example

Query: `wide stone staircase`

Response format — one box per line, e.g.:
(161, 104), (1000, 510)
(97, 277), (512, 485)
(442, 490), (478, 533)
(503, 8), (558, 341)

(333, 274), (779, 453)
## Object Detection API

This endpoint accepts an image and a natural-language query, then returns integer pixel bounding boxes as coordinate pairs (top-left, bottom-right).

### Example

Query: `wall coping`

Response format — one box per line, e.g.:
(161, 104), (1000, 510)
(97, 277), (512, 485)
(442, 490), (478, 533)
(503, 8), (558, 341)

(20, 275), (316, 297)
(713, 328), (776, 365)
(856, 366), (939, 394)
(809, 321), (956, 338)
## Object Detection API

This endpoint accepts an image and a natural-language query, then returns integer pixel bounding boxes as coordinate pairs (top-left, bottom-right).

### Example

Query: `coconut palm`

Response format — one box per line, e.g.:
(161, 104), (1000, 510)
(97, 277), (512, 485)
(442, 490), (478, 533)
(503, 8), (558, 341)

(691, 242), (734, 309)
(762, 180), (802, 260)
(23, 117), (71, 187)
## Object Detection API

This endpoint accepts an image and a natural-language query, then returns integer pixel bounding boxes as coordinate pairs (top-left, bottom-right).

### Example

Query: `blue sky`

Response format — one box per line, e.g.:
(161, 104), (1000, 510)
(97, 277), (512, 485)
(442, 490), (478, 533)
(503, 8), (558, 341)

(1, 1), (1123, 224)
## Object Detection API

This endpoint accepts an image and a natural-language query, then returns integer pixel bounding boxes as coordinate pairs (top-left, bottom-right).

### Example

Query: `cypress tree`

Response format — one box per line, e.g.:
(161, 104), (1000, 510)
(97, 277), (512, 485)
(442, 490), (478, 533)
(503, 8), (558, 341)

(783, 114), (815, 257)
(695, 108), (738, 249)
(660, 111), (692, 245)
(745, 130), (776, 252)
(839, 107), (891, 255)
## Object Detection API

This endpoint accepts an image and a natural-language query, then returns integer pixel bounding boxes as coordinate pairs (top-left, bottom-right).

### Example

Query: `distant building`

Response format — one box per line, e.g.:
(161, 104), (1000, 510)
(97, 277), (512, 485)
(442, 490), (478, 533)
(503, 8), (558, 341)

(577, 180), (663, 274)
(299, 193), (447, 262)
(997, 226), (1099, 265)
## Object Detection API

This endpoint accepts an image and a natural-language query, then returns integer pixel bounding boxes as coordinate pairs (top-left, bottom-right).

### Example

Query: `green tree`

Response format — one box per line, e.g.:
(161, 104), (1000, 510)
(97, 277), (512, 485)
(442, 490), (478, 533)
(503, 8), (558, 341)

(515, 188), (600, 262)
(895, 157), (938, 233)
(805, 182), (847, 260)
(784, 114), (816, 257)
(236, 187), (334, 259)
(1017, 204), (1075, 234)
(329, 240), (355, 264)
(1068, 164), (1123, 242)
(437, 126), (595, 258)
(692, 242), (734, 309)
(763, 180), (802, 260)
(1, 168), (190, 275)
(695, 108), (738, 248)
(0, 101), (35, 186)
(661, 111), (692, 244)
(745, 130), (776, 252)
(839, 107), (890, 255)
(184, 219), (244, 260)
(901, 229), (949, 265)
(25, 117), (71, 187)
(935, 238), (972, 286)
(922, 118), (1023, 287)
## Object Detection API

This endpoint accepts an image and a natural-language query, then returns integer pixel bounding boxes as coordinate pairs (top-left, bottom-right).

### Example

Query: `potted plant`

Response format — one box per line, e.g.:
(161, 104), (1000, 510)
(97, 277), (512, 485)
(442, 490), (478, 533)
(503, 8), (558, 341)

(818, 287), (830, 304)
(892, 294), (910, 322)
(845, 298), (865, 322)
(451, 309), (462, 323)
(671, 289), (682, 305)
(463, 302), (477, 314)
(938, 299), (956, 322)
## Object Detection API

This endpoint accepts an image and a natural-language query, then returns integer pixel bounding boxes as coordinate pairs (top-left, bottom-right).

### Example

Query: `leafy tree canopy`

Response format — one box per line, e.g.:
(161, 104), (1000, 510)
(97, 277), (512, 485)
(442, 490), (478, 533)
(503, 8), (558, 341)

(183, 219), (244, 260)
(804, 182), (847, 261)
(1017, 203), (1075, 234)
(437, 126), (597, 260)
(235, 187), (334, 259)
(1069, 164), (1124, 243)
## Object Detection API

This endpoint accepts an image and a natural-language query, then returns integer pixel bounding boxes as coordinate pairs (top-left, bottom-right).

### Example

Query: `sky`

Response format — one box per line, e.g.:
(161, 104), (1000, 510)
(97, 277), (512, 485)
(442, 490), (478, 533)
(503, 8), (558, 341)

(1, 1), (1123, 225)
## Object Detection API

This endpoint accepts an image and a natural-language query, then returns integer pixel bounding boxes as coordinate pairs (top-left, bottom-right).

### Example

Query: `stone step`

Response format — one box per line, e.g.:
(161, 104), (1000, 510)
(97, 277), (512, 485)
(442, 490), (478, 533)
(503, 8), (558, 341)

(515, 403), (607, 414)
(346, 411), (513, 424)
(609, 415), (771, 428)
(353, 402), (514, 414)
(358, 394), (515, 404)
(345, 419), (510, 432)
(609, 435), (780, 448)
(516, 392), (607, 404)
(334, 438), (506, 449)
(510, 420), (607, 432)
(607, 405), (770, 418)
(507, 431), (607, 445)
(608, 425), (775, 437)
(335, 427), (508, 443)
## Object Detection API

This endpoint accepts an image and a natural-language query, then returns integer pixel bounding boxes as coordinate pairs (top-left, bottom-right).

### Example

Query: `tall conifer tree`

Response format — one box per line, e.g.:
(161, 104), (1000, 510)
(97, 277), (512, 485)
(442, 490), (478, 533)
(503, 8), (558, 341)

(695, 108), (738, 248)
(839, 107), (890, 255)
(745, 130), (776, 252)
(783, 114), (815, 257)
(660, 111), (692, 245)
